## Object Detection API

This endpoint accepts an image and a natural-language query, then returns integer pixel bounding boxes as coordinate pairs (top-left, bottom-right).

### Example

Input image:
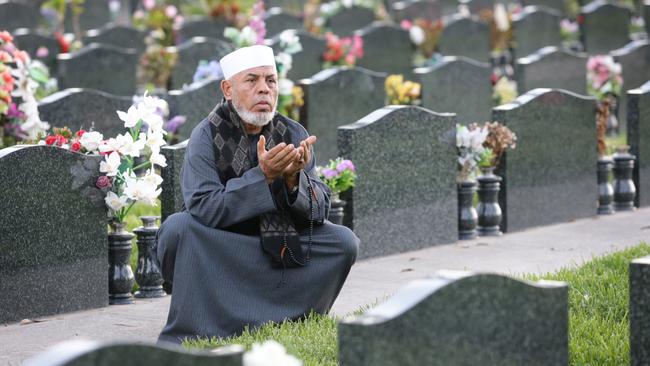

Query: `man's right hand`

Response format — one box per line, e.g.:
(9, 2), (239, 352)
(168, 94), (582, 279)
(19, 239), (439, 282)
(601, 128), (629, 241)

(257, 135), (300, 184)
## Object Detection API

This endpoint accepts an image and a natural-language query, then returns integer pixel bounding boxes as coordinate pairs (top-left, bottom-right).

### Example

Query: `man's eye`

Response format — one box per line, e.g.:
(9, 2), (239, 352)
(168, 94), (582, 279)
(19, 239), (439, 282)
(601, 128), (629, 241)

(268, 79), (277, 84)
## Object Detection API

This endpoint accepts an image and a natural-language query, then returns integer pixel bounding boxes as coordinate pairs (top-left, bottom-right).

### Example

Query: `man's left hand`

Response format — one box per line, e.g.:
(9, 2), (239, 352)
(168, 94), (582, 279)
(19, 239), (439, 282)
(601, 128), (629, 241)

(284, 135), (317, 188)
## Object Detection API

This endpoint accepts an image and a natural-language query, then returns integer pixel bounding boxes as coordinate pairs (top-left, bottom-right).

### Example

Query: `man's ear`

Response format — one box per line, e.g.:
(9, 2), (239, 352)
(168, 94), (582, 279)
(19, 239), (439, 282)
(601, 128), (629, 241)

(221, 79), (232, 100)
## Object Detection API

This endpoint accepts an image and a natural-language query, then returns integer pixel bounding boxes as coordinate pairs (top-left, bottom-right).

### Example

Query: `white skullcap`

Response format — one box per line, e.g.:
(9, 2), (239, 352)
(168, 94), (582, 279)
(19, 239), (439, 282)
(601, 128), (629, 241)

(219, 45), (277, 80)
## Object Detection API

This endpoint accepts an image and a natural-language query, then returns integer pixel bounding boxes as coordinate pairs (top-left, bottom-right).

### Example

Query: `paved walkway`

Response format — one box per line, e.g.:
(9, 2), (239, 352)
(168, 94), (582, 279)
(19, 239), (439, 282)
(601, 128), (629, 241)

(3, 208), (650, 365)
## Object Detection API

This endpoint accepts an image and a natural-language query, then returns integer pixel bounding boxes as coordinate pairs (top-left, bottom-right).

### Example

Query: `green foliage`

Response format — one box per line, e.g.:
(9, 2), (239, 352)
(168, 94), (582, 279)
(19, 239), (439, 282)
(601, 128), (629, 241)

(316, 158), (356, 195)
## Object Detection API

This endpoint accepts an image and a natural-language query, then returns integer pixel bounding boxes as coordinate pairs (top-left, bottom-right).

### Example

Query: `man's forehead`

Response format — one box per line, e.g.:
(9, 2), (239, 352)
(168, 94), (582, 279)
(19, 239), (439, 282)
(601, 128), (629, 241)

(235, 66), (277, 78)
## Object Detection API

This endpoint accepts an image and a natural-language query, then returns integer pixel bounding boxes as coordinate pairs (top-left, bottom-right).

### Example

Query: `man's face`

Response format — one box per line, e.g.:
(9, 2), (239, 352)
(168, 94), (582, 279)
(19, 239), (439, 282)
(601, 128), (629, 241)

(222, 65), (279, 126)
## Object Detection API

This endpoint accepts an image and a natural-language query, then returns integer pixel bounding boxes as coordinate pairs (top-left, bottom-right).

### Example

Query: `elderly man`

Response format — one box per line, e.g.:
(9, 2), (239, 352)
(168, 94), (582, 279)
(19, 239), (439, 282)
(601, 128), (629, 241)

(155, 45), (359, 344)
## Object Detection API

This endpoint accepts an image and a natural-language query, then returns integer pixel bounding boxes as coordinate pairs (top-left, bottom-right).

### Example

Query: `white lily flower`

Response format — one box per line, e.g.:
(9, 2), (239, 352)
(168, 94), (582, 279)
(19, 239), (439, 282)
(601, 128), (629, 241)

(409, 26), (425, 46)
(79, 131), (104, 152)
(143, 169), (163, 187)
(99, 151), (122, 177)
(123, 175), (160, 206)
(98, 137), (123, 154)
(243, 340), (302, 366)
(144, 113), (165, 135)
(114, 133), (144, 157)
(116, 105), (145, 129)
(150, 151), (167, 168)
(494, 3), (510, 32)
(105, 191), (129, 211)
(146, 130), (167, 152)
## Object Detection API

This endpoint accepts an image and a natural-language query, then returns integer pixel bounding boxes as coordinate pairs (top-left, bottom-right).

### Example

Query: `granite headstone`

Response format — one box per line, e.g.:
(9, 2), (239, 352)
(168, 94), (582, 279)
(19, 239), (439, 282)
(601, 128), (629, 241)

(264, 8), (303, 38)
(164, 78), (223, 140)
(267, 30), (326, 81)
(492, 88), (597, 232)
(337, 106), (457, 258)
(174, 16), (232, 44)
(415, 56), (492, 124)
(511, 6), (562, 58)
(630, 255), (650, 366)
(645, 3), (649, 39)
(580, 0), (631, 55)
(0, 145), (107, 325)
(266, 0), (305, 15)
(38, 88), (133, 138)
(465, 0), (496, 15)
(83, 24), (147, 55)
(56, 43), (137, 96)
(520, 0), (565, 14)
(437, 14), (490, 62)
(354, 22), (413, 77)
(627, 80), (650, 207)
(160, 140), (188, 223)
(64, 0), (112, 32)
(515, 46), (588, 95)
(391, 0), (456, 22)
(299, 67), (386, 164)
(12, 28), (59, 70)
(326, 6), (375, 37)
(339, 271), (569, 366)
(0, 1), (40, 31)
(167, 37), (232, 90)
(612, 39), (650, 127)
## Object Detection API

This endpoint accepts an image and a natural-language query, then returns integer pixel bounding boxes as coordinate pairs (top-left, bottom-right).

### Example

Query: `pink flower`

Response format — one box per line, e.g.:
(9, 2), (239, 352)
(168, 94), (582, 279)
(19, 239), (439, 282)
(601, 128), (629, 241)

(0, 31), (13, 43)
(143, 0), (155, 10)
(400, 19), (412, 30)
(96, 175), (112, 189)
(165, 5), (177, 18)
(71, 141), (81, 152)
(36, 46), (49, 58)
(336, 159), (355, 173)
(344, 54), (355, 65)
(321, 168), (337, 180)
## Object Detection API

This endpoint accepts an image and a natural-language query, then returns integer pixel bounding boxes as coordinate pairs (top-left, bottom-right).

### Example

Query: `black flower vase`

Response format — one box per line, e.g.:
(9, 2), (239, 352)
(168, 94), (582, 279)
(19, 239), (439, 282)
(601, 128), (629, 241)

(597, 157), (614, 215)
(108, 221), (135, 305)
(133, 216), (165, 298)
(613, 150), (636, 211)
(329, 193), (346, 225)
(476, 167), (503, 236)
(458, 180), (478, 240)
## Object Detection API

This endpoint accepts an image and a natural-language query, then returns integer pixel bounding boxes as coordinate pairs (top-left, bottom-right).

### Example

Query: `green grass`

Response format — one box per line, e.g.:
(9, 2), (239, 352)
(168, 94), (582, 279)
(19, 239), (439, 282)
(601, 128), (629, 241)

(605, 133), (628, 155)
(184, 243), (650, 366)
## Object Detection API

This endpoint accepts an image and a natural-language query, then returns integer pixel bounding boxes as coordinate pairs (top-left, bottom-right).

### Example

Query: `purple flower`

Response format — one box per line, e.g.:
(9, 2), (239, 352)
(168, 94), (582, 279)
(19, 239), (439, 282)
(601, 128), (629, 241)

(193, 60), (223, 83)
(6, 103), (24, 119)
(36, 46), (49, 58)
(321, 168), (338, 180)
(164, 115), (186, 134)
(336, 159), (355, 173)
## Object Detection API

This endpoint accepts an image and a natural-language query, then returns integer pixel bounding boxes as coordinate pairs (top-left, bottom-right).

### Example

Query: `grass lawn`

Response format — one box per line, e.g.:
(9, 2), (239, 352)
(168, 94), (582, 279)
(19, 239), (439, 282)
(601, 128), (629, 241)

(185, 243), (650, 366)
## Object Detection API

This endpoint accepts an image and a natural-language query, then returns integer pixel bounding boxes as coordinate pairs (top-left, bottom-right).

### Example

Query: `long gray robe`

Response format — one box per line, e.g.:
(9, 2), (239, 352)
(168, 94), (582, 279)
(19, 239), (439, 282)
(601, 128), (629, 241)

(155, 113), (359, 344)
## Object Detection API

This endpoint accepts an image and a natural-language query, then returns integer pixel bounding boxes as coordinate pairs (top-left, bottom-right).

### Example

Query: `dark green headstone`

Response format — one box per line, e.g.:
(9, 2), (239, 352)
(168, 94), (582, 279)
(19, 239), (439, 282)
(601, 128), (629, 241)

(515, 46), (588, 95)
(512, 5), (562, 58)
(627, 80), (650, 207)
(580, 0), (631, 55)
(438, 14), (490, 62)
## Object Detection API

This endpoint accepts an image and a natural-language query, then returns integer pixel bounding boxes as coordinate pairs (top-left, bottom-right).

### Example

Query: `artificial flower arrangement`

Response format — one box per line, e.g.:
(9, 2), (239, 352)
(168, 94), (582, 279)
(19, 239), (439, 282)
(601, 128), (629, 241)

(322, 32), (363, 68)
(275, 30), (304, 121)
(202, 0), (242, 22)
(478, 3), (515, 52)
(456, 122), (516, 181)
(316, 157), (357, 196)
(133, 0), (183, 47)
(385, 74), (421, 105)
(400, 18), (443, 65)
(137, 29), (179, 90)
(223, 0), (266, 48)
(492, 76), (517, 105)
(559, 18), (579, 45)
(0, 31), (54, 148)
(586, 55), (623, 101)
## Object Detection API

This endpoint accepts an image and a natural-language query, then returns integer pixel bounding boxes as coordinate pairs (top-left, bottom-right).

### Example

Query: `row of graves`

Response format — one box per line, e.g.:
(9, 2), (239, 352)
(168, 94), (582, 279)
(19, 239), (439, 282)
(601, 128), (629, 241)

(2, 0), (650, 363)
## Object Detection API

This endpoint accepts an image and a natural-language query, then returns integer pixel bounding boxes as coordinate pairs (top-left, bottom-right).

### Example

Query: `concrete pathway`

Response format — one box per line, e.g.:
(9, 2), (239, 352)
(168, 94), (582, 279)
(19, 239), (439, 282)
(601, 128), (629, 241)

(3, 208), (650, 365)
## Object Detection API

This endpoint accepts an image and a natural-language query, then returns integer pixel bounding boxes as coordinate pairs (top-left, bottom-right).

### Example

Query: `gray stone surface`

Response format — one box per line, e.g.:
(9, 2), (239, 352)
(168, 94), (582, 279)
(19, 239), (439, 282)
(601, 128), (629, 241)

(521, 0), (565, 14)
(515, 46), (588, 95)
(415, 56), (492, 124)
(0, 1), (40, 31)
(465, 0), (496, 15)
(160, 140), (188, 223)
(83, 24), (146, 55)
(339, 271), (568, 366)
(64, 0), (112, 32)
(12, 28), (59, 71)
(266, 0), (305, 15)
(299, 67), (386, 164)
(492, 88), (597, 232)
(612, 39), (650, 126)
(168, 37), (232, 90)
(174, 16), (232, 44)
(163, 78), (222, 140)
(24, 341), (243, 366)
(354, 22), (413, 76)
(326, 6), (375, 37)
(338, 106), (457, 259)
(580, 0), (632, 55)
(512, 6), (562, 58)
(627, 80), (650, 208)
(0, 145), (108, 325)
(391, 0), (458, 22)
(56, 43), (137, 96)
(268, 30), (326, 80)
(631, 255), (650, 366)
(645, 3), (649, 39)
(38, 88), (133, 138)
(438, 14), (490, 62)
(264, 8), (303, 38)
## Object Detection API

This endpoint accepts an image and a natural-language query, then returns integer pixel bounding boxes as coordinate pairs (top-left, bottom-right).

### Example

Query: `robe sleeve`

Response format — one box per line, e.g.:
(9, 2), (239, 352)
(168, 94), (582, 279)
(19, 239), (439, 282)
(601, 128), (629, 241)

(181, 123), (277, 228)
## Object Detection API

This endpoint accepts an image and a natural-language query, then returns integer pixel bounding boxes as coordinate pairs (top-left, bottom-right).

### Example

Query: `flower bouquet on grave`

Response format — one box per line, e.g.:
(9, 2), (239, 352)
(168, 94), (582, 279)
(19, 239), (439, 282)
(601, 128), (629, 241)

(479, 4), (515, 53)
(492, 76), (517, 106)
(477, 121), (517, 170)
(200, 0), (242, 22)
(137, 30), (178, 90)
(587, 55), (623, 134)
(275, 30), (303, 121)
(223, 0), (266, 48)
(456, 123), (489, 183)
(400, 18), (443, 66)
(322, 32), (363, 68)
(36, 127), (105, 154)
(385, 74), (421, 106)
(316, 158), (356, 225)
(559, 18), (580, 47)
(41, 0), (85, 44)
(133, 0), (182, 47)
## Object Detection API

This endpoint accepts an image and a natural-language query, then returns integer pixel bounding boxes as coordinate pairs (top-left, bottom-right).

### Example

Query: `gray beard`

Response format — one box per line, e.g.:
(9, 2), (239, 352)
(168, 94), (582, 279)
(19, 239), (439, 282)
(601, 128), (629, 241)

(231, 96), (277, 127)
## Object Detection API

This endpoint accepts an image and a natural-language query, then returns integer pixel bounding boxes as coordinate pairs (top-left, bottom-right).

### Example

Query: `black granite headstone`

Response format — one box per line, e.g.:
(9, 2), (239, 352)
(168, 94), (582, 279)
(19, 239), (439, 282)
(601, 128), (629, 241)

(64, 0), (112, 32)
(630, 255), (650, 366)
(627, 80), (650, 208)
(612, 39), (650, 127)
(354, 22), (413, 77)
(492, 88), (597, 232)
(337, 106), (457, 258)
(580, 0), (631, 55)
(515, 46), (588, 95)
(167, 37), (232, 90)
(415, 56), (492, 124)
(267, 30), (326, 81)
(174, 16), (232, 44)
(56, 43), (137, 96)
(511, 6), (562, 58)
(24, 341), (243, 366)
(326, 6), (375, 37)
(12, 28), (59, 71)
(38, 88), (133, 138)
(339, 271), (569, 366)
(83, 24), (147, 55)
(299, 67), (386, 164)
(161, 140), (188, 223)
(264, 7), (303, 38)
(437, 14), (490, 62)
(0, 145), (107, 325)
(521, 0), (565, 14)
(0, 1), (40, 31)
(164, 78), (223, 140)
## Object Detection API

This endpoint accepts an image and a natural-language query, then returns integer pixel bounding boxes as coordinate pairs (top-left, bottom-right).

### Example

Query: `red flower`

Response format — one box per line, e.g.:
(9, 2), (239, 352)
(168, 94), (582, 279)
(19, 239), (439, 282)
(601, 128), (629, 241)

(54, 32), (70, 53)
(0, 31), (13, 44)
(96, 175), (112, 189)
(577, 15), (584, 25)
(490, 73), (498, 85)
(45, 135), (56, 145)
(71, 141), (81, 152)
(76, 129), (86, 137)
(55, 134), (67, 146)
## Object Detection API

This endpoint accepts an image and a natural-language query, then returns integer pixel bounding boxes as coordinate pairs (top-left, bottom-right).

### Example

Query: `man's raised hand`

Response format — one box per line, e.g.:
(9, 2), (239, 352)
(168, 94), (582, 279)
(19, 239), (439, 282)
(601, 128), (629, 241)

(257, 135), (300, 184)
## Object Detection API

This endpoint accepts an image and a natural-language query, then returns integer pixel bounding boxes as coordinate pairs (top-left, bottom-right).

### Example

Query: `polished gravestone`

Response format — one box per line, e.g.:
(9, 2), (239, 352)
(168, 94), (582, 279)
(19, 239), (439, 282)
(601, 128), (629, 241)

(339, 271), (569, 366)
(437, 14), (490, 62)
(511, 6), (562, 58)
(163, 78), (223, 141)
(337, 106), (457, 259)
(416, 56), (492, 124)
(0, 1), (40, 31)
(38, 88), (133, 138)
(299, 67), (386, 164)
(612, 39), (650, 127)
(493, 88), (597, 232)
(627, 80), (650, 208)
(515, 46), (588, 95)
(355, 22), (413, 77)
(264, 8), (303, 38)
(24, 341), (244, 366)
(645, 3), (650, 39)
(168, 37), (232, 90)
(63, 0), (112, 32)
(174, 16), (232, 44)
(12, 28), (59, 70)
(391, 0), (457, 22)
(84, 24), (147, 55)
(161, 140), (189, 223)
(521, 0), (565, 14)
(326, 6), (375, 37)
(631, 255), (650, 366)
(0, 145), (107, 324)
(267, 30), (326, 81)
(57, 43), (137, 96)
(580, 0), (631, 55)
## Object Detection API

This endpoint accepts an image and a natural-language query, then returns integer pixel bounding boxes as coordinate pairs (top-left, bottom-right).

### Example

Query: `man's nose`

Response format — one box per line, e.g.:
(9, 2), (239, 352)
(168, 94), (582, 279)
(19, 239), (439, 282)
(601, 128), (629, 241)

(256, 79), (270, 94)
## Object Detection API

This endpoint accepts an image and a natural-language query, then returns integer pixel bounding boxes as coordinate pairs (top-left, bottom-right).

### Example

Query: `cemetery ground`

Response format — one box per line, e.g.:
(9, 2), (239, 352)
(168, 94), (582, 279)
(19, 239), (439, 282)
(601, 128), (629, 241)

(3, 207), (650, 365)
